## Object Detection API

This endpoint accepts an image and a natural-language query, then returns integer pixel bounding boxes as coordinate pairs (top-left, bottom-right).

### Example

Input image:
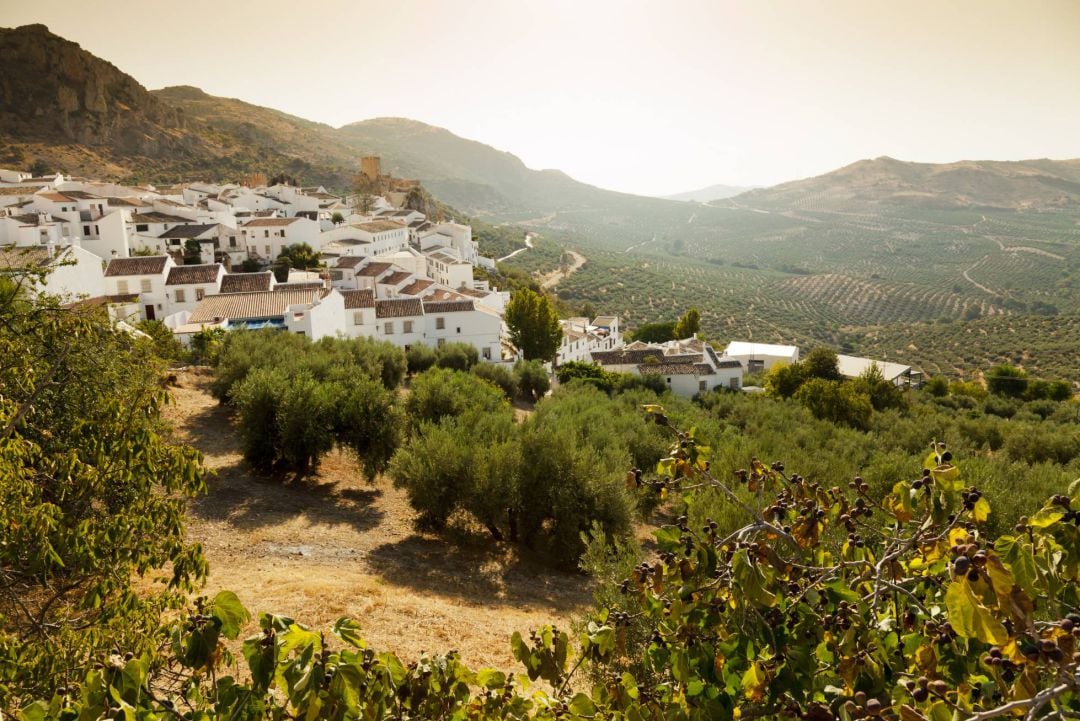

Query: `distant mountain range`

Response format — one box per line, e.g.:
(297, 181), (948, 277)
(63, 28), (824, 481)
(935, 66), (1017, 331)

(4, 23), (1080, 223)
(661, 184), (755, 203)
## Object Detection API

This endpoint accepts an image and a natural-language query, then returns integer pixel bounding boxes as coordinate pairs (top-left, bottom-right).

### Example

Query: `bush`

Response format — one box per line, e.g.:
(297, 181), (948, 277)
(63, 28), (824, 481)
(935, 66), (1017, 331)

(802, 346), (841, 381)
(434, 342), (479, 371)
(985, 363), (1028, 397)
(406, 344), (437, 374)
(136, 319), (186, 361)
(795, 378), (873, 430)
(405, 367), (507, 428)
(850, 364), (904, 411)
(923, 375), (949, 397)
(950, 379), (988, 399)
(763, 362), (805, 399)
(470, 362), (517, 399)
(334, 374), (402, 480)
(514, 359), (550, 402)
(983, 395), (1019, 419)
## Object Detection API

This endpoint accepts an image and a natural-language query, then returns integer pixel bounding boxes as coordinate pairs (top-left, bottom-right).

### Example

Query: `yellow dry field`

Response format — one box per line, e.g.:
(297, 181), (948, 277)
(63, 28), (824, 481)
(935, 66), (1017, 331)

(163, 370), (592, 673)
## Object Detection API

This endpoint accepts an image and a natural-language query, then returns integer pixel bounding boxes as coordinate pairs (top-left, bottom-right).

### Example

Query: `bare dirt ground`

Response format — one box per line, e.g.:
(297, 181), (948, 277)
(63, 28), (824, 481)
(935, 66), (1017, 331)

(163, 370), (591, 672)
(539, 250), (586, 290)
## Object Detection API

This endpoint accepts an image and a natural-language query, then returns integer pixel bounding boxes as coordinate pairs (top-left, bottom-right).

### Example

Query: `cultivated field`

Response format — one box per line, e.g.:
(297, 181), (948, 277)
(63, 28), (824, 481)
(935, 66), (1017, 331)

(164, 370), (591, 672)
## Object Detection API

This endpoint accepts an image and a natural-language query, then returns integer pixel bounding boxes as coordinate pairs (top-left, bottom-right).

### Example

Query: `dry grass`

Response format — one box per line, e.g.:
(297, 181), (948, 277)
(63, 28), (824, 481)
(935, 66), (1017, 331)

(162, 370), (591, 673)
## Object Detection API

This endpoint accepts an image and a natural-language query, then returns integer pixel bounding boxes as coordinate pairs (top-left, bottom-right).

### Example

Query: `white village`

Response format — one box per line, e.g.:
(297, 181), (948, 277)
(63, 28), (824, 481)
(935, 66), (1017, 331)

(0, 160), (917, 396)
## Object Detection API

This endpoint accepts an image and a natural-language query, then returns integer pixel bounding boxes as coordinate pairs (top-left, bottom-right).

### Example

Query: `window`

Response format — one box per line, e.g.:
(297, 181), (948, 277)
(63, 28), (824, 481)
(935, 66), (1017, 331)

(117, 280), (129, 294)
(140, 279), (152, 293)
(456, 327), (461, 334)
(435, 317), (445, 330)
(83, 225), (90, 235)
(94, 225), (99, 235)
(264, 245), (270, 255)
(174, 289), (186, 303)
(353, 312), (363, 326)
(229, 236), (237, 248)
(384, 322), (394, 334)
(699, 380), (708, 392)
(482, 348), (491, 360)
(264, 230), (269, 238)
(196, 288), (205, 301)
(403, 320), (413, 333)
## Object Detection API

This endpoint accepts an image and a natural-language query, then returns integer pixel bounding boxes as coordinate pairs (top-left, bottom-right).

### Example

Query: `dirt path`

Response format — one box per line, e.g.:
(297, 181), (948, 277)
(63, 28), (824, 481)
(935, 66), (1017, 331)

(962, 255), (997, 295)
(164, 371), (590, 672)
(539, 250), (586, 290)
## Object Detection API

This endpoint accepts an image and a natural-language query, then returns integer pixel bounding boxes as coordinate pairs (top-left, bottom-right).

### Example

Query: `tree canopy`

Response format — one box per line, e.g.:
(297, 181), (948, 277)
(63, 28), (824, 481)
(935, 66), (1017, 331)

(505, 288), (562, 361)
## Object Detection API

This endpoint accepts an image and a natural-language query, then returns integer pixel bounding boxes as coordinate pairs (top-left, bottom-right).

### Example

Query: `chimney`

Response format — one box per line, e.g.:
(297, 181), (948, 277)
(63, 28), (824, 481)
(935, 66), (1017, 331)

(46, 239), (55, 258)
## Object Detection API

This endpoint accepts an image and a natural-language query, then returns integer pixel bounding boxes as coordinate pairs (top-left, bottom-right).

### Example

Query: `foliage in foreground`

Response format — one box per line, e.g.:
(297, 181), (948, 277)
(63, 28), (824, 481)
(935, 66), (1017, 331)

(21, 409), (1080, 721)
(0, 274), (208, 706)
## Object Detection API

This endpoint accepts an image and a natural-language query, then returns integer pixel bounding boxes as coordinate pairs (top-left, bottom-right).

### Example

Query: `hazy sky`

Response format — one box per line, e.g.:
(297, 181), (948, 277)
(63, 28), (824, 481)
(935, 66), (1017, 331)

(4, 0), (1080, 195)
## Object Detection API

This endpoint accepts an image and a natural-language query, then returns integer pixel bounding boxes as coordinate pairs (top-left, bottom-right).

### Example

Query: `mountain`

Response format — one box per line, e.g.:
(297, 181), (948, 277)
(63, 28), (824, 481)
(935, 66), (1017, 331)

(728, 156), (1080, 212)
(0, 24), (354, 186)
(661, 183), (754, 203)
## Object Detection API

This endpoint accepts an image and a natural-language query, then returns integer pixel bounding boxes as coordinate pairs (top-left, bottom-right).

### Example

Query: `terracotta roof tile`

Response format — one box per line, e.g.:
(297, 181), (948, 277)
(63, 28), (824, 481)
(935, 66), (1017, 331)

(422, 299), (475, 313)
(243, 217), (298, 227)
(219, 272), (273, 294)
(374, 297), (423, 318)
(189, 288), (321, 323)
(380, 271), (412, 285)
(356, 261), (393, 277)
(166, 264), (222, 286)
(341, 289), (375, 309)
(105, 255), (169, 277)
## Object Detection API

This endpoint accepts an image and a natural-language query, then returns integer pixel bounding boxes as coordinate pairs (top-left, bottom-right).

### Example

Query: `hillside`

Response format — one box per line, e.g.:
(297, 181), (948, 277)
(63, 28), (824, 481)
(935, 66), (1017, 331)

(661, 183), (754, 202)
(727, 156), (1080, 212)
(0, 24), (353, 186)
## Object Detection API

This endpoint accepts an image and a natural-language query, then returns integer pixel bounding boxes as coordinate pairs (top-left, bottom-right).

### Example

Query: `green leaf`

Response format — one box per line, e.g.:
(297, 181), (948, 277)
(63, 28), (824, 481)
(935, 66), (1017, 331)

(568, 693), (597, 715)
(332, 617), (365, 648)
(732, 549), (776, 607)
(212, 590), (250, 639)
(476, 668), (506, 689)
(930, 464), (962, 492)
(945, 579), (1008, 644)
(996, 535), (1038, 591)
(1029, 507), (1064, 529)
(17, 700), (49, 721)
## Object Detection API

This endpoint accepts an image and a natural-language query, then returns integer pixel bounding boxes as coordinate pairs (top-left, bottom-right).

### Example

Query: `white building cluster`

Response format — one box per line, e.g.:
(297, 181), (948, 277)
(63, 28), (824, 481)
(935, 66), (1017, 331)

(0, 168), (507, 359)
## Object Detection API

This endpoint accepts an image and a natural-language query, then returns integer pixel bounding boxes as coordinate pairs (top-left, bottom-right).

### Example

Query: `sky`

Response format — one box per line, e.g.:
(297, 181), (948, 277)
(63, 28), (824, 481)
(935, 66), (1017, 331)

(4, 0), (1080, 196)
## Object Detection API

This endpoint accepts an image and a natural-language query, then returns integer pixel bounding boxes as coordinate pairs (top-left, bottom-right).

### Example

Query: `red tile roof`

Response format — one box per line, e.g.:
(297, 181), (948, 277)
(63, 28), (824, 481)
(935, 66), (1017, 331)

(105, 255), (169, 277)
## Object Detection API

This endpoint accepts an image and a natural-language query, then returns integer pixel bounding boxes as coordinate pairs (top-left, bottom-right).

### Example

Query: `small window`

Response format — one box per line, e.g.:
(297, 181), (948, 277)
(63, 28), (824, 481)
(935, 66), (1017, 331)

(456, 327), (461, 334)
(94, 225), (99, 235)
(229, 236), (237, 248)
(384, 322), (394, 334)
(174, 289), (186, 303)
(435, 317), (445, 330)
(140, 279), (152, 293)
(264, 230), (269, 238)
(196, 288), (205, 301)
(83, 225), (90, 235)
(403, 320), (413, 333)
(353, 311), (363, 325)
(136, 224), (149, 232)
(264, 245), (270, 254)
(117, 280), (129, 294)
(482, 348), (491, 360)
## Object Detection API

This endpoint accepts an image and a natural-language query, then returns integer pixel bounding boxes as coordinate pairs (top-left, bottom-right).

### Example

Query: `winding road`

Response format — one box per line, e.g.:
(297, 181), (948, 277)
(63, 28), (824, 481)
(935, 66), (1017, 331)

(496, 233), (535, 262)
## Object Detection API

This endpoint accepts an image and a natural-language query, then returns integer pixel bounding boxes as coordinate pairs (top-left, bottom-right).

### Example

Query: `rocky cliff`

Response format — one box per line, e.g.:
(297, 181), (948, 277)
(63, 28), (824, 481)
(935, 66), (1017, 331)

(0, 24), (207, 158)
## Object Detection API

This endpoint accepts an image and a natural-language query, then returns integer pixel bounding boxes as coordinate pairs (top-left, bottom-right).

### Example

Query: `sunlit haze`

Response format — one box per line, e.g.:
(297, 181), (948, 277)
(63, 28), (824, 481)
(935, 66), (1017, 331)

(4, 0), (1080, 195)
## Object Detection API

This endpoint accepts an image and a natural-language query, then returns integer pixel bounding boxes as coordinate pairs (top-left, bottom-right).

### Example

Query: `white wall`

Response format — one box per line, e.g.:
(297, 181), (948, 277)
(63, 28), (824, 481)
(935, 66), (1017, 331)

(425, 308), (502, 360)
(39, 245), (107, 300)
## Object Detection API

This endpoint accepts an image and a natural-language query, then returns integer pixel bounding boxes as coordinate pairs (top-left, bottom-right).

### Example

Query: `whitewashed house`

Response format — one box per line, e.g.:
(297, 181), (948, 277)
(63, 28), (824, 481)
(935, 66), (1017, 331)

(591, 337), (743, 397)
(374, 297), (426, 348)
(0, 243), (106, 301)
(724, 341), (800, 373)
(837, 354), (921, 388)
(103, 255), (174, 321)
(423, 299), (502, 360)
(241, 217), (320, 260)
(556, 315), (623, 364)
(164, 263), (225, 316)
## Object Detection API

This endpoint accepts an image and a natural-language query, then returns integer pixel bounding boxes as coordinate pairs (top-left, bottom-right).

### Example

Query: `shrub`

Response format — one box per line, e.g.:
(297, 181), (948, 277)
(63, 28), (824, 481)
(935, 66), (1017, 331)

(230, 366), (286, 470)
(983, 395), (1019, 419)
(802, 346), (841, 381)
(405, 344), (437, 374)
(405, 367), (507, 428)
(923, 375), (949, 397)
(763, 361), (805, 399)
(434, 342), (479, 371)
(334, 374), (402, 481)
(136, 319), (186, 361)
(950, 379), (988, 399)
(850, 364), (904, 411)
(795, 378), (873, 430)
(514, 359), (550, 402)
(470, 362), (517, 399)
(985, 363), (1028, 397)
